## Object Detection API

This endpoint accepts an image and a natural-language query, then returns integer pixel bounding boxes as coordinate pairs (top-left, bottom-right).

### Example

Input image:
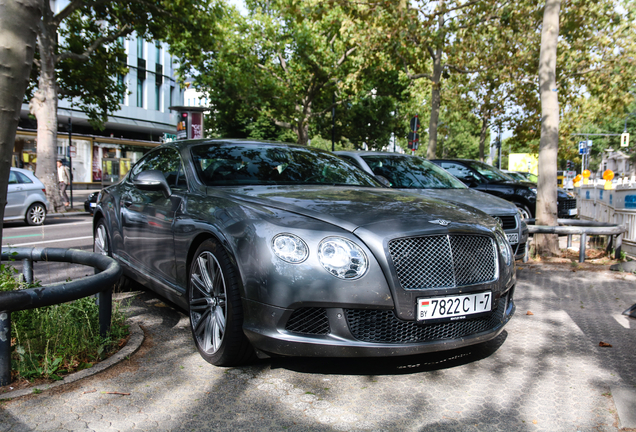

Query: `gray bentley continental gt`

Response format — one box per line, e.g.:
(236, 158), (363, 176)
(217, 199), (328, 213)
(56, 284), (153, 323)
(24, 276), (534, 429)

(93, 139), (516, 366)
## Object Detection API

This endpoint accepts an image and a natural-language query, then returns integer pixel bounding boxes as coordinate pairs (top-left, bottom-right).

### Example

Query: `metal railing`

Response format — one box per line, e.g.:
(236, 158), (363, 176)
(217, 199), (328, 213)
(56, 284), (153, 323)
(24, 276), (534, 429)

(0, 247), (122, 386)
(525, 219), (626, 263)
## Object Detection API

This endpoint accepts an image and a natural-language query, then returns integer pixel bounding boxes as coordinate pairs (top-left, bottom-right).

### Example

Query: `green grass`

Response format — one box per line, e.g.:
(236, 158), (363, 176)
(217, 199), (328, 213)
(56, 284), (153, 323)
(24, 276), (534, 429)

(0, 262), (129, 382)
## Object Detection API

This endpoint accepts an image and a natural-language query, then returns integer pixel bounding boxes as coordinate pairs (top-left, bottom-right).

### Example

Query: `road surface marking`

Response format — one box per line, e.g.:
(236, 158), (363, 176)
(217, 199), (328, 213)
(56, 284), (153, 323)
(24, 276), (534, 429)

(3, 236), (93, 247)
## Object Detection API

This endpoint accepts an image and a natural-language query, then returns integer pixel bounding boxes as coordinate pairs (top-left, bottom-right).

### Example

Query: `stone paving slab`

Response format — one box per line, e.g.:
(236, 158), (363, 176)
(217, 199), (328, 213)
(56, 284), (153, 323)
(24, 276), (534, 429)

(0, 266), (634, 431)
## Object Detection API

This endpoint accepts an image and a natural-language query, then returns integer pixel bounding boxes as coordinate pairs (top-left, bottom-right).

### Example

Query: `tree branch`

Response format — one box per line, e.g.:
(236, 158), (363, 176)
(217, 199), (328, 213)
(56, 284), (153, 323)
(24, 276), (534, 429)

(336, 46), (357, 67)
(255, 62), (286, 83)
(277, 53), (288, 74)
(55, 24), (132, 63)
(52, 0), (86, 26)
(273, 119), (292, 129)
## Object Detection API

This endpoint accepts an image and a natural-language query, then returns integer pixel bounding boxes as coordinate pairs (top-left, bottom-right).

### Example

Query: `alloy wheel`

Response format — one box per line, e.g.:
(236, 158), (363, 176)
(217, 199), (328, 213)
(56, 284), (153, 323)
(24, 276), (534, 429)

(189, 251), (227, 355)
(94, 223), (109, 255)
(27, 204), (46, 225)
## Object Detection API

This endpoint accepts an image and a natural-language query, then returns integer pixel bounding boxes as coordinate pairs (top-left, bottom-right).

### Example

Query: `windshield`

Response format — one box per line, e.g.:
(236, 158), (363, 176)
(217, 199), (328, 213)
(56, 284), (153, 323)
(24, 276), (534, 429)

(465, 161), (513, 182)
(191, 143), (381, 187)
(361, 155), (467, 189)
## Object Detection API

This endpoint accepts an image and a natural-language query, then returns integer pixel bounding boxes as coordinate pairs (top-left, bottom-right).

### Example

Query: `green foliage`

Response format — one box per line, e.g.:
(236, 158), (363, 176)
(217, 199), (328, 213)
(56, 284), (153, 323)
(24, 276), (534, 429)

(29, 0), (224, 129)
(308, 135), (355, 152)
(0, 264), (128, 382)
(192, 0), (388, 144)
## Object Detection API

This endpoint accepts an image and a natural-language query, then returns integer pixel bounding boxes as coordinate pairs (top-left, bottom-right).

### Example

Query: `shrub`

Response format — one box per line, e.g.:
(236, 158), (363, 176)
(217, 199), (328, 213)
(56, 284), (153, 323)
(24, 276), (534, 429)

(0, 262), (129, 381)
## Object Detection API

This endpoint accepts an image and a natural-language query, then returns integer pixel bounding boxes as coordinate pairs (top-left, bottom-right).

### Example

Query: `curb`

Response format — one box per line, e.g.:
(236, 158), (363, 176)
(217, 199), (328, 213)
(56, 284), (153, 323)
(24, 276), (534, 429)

(49, 211), (91, 217)
(0, 321), (144, 401)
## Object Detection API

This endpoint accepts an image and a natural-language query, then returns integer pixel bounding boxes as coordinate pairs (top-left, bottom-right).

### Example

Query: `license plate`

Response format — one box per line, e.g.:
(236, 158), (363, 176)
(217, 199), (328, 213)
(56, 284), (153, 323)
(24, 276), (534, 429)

(90, 202), (96, 207)
(417, 292), (492, 322)
(506, 233), (519, 244)
(568, 208), (577, 215)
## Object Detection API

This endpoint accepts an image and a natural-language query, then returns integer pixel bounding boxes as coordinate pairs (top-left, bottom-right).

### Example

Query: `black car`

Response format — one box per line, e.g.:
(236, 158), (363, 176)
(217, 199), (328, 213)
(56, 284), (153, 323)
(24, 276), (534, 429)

(431, 159), (577, 219)
(334, 151), (529, 260)
(93, 139), (516, 366)
(84, 192), (98, 214)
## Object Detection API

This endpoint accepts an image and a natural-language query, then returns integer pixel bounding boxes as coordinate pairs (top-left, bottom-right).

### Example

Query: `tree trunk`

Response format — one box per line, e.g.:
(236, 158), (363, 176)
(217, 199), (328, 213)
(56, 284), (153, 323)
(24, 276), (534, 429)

(478, 115), (489, 163)
(535, 0), (561, 257)
(30, 5), (65, 212)
(0, 0), (42, 244)
(426, 47), (443, 160)
(426, 7), (445, 161)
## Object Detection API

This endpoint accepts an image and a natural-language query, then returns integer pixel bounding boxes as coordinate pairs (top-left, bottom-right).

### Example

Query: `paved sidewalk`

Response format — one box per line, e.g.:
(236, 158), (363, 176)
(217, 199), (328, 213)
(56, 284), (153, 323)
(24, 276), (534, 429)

(0, 266), (635, 431)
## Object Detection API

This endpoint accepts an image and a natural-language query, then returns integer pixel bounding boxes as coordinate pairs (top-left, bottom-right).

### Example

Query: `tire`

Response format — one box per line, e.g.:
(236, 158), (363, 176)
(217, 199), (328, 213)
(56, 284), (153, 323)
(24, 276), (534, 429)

(94, 219), (110, 256)
(94, 218), (133, 291)
(515, 204), (532, 220)
(25, 202), (46, 226)
(188, 239), (254, 366)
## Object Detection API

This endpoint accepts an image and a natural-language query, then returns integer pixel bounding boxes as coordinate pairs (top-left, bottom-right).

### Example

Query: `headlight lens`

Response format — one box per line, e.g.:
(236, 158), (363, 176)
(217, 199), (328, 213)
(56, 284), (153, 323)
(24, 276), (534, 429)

(529, 187), (537, 194)
(495, 229), (512, 266)
(271, 234), (309, 263)
(318, 237), (368, 279)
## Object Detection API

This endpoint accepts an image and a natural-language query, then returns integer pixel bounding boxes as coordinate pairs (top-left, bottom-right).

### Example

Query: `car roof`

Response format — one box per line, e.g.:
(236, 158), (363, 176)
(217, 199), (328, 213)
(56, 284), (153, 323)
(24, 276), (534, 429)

(11, 167), (37, 176)
(167, 138), (317, 152)
(334, 151), (414, 157)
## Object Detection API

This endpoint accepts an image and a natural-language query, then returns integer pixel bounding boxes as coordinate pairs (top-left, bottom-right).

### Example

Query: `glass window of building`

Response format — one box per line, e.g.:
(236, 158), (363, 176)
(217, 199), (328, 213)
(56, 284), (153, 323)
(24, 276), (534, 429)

(137, 37), (146, 108)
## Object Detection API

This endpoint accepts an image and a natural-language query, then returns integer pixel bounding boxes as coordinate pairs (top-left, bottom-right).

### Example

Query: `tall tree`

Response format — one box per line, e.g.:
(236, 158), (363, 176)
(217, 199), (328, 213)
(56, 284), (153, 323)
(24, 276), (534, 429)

(194, 0), (370, 145)
(535, 0), (561, 256)
(28, 0), (222, 211)
(0, 0), (42, 246)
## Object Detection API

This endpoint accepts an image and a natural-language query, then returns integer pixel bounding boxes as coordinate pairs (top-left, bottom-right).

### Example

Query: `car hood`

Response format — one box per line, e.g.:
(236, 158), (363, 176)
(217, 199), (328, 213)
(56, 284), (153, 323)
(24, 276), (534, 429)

(398, 187), (518, 216)
(215, 185), (497, 234)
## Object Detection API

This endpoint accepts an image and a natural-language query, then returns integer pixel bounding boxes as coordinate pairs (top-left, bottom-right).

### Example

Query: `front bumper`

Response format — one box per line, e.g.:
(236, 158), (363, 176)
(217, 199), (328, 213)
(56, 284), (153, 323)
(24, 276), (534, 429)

(242, 286), (516, 358)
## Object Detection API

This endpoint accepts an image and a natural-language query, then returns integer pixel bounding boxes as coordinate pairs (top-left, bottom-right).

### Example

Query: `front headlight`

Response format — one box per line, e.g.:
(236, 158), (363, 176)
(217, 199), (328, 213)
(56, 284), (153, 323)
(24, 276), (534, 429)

(271, 234), (309, 263)
(318, 237), (368, 279)
(494, 229), (512, 266)
(529, 187), (537, 194)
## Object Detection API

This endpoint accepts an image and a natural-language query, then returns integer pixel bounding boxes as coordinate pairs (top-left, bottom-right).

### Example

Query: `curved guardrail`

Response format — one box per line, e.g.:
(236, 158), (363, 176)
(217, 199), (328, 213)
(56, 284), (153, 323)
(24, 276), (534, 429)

(0, 247), (122, 386)
(525, 219), (626, 263)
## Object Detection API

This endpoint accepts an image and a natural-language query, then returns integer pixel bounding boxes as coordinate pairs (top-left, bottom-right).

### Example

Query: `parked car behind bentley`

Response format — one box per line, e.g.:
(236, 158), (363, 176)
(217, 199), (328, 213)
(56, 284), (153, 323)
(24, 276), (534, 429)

(335, 151), (529, 260)
(93, 139), (516, 366)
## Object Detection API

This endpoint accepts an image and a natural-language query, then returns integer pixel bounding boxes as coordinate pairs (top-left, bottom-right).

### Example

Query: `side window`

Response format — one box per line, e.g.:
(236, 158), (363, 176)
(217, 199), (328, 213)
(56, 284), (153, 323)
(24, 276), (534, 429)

(441, 163), (480, 183)
(130, 148), (188, 190)
(15, 172), (33, 184)
(338, 155), (361, 169)
(8, 171), (18, 184)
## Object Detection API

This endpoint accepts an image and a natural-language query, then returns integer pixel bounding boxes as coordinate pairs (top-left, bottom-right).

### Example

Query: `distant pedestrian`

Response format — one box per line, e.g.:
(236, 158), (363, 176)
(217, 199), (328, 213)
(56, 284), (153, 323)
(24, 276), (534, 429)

(57, 159), (71, 206)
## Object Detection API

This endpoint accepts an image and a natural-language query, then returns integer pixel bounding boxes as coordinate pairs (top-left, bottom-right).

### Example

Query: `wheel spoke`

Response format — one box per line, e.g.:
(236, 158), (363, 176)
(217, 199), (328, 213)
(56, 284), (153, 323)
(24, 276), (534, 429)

(198, 255), (214, 291)
(189, 297), (209, 312)
(203, 311), (215, 352)
(190, 274), (208, 298)
(214, 307), (226, 335)
(193, 309), (211, 337)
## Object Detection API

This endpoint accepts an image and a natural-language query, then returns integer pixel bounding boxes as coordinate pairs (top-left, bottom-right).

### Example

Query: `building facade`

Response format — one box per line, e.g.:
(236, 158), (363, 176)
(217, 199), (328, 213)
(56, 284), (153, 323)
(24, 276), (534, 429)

(16, 24), (184, 186)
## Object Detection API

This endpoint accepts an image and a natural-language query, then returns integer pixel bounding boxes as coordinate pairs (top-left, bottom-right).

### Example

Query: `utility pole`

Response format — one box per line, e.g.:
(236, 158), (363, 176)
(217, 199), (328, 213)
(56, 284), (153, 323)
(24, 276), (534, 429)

(68, 117), (73, 209)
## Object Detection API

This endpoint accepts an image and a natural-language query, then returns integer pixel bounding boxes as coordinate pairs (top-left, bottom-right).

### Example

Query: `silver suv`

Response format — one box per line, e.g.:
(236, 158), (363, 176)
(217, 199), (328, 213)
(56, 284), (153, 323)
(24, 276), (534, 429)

(5, 167), (50, 226)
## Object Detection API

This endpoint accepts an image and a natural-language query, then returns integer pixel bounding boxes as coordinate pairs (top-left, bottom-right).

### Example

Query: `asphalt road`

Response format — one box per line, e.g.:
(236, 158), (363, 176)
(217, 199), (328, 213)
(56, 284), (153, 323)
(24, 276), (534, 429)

(2, 214), (95, 285)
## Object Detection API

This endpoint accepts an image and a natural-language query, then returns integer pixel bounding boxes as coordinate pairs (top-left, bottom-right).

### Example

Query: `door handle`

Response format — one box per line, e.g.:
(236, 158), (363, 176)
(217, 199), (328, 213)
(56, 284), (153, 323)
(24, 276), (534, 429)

(122, 199), (133, 207)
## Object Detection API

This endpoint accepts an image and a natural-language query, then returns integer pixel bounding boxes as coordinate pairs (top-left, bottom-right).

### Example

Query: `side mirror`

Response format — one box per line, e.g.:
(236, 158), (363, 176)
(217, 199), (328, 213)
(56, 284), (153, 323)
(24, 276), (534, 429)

(133, 170), (172, 198)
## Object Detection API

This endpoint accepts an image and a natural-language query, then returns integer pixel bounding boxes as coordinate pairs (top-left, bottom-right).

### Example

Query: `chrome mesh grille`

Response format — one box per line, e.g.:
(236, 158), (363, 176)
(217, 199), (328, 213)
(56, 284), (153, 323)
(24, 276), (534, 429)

(388, 235), (497, 290)
(494, 215), (517, 230)
(345, 295), (507, 344)
(559, 199), (577, 210)
(285, 308), (330, 335)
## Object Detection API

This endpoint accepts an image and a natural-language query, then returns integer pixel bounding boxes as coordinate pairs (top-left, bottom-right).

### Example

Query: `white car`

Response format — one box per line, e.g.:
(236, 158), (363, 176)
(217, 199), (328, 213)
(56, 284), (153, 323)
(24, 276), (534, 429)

(5, 167), (49, 226)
